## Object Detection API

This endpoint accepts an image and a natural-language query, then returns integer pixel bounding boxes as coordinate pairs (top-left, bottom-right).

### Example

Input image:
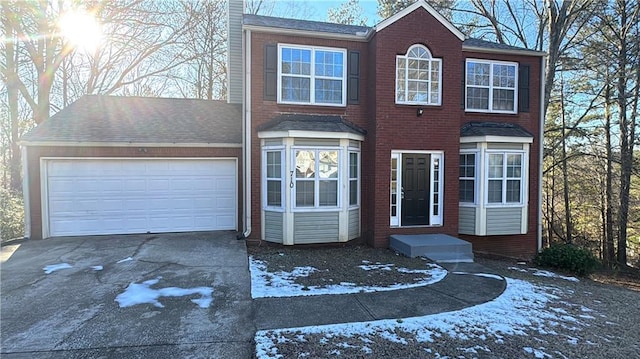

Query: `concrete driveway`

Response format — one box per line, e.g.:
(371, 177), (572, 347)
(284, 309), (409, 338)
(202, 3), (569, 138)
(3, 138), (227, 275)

(1, 232), (254, 358)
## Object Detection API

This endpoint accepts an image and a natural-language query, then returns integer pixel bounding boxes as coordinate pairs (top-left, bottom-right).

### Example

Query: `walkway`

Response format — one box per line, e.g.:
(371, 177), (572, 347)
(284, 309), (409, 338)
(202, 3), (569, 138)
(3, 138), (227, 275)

(254, 262), (506, 330)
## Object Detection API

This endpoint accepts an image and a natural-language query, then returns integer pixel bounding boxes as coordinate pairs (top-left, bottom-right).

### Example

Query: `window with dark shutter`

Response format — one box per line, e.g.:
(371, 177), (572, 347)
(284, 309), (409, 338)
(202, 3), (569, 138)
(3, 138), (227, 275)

(347, 51), (360, 104)
(518, 64), (530, 113)
(264, 44), (277, 101)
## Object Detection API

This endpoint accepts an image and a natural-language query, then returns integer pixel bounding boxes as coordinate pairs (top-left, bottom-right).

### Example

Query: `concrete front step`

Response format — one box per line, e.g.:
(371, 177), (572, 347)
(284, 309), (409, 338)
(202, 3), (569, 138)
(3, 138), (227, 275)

(390, 234), (474, 263)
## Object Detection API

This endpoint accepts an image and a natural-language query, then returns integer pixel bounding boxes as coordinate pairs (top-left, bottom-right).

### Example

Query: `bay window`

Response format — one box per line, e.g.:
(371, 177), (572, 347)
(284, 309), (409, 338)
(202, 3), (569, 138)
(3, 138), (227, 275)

(487, 152), (523, 204)
(294, 149), (339, 208)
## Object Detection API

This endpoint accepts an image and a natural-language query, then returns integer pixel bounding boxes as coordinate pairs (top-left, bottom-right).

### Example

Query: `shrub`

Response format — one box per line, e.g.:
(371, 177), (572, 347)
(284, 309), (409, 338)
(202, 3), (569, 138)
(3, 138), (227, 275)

(0, 189), (25, 241)
(534, 244), (600, 276)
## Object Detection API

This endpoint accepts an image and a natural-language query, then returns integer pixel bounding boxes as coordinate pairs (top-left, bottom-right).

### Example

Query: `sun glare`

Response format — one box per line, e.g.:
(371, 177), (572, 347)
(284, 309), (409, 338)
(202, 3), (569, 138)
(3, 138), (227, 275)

(58, 10), (102, 53)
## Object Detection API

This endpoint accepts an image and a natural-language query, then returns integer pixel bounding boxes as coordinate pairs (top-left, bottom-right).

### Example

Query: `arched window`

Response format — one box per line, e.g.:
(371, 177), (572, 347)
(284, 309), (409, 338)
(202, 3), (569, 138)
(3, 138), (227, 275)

(396, 45), (442, 105)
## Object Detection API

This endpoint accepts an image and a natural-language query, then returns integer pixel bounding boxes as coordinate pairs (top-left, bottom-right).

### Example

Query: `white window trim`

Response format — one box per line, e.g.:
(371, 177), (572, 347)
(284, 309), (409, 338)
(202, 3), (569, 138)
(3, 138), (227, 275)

(484, 150), (527, 207)
(291, 146), (342, 211)
(348, 150), (361, 208)
(277, 44), (347, 107)
(390, 150), (444, 227)
(396, 44), (442, 106)
(459, 150), (479, 207)
(262, 147), (285, 211)
(465, 59), (518, 114)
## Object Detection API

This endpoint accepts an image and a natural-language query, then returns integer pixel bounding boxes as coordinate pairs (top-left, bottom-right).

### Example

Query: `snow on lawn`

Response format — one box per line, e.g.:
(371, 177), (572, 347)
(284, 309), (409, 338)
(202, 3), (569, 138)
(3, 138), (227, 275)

(508, 266), (580, 282)
(255, 277), (596, 358)
(250, 257), (447, 298)
(43, 263), (72, 274)
(115, 277), (213, 308)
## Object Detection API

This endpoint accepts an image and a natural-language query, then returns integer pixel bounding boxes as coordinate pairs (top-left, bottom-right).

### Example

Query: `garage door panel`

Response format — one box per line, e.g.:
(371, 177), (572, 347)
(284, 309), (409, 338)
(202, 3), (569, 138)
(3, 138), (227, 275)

(46, 159), (237, 236)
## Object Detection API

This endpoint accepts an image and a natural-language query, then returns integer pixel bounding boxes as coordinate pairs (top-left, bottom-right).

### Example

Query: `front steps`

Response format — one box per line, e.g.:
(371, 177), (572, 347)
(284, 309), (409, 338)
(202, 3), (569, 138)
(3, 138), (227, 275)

(390, 234), (474, 263)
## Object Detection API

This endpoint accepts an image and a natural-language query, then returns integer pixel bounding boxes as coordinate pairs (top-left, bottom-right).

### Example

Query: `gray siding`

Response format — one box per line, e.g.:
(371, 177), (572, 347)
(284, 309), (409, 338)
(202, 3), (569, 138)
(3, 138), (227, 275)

(294, 212), (339, 243)
(348, 208), (360, 239)
(486, 207), (523, 235)
(458, 206), (476, 235)
(263, 138), (282, 146)
(294, 139), (340, 147)
(264, 211), (283, 243)
(460, 143), (477, 149)
(487, 143), (523, 150)
(227, 0), (243, 104)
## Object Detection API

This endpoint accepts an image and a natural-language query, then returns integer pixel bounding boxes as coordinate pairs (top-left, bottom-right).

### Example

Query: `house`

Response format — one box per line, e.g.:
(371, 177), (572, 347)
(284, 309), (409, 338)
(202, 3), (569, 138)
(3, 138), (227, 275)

(21, 0), (545, 259)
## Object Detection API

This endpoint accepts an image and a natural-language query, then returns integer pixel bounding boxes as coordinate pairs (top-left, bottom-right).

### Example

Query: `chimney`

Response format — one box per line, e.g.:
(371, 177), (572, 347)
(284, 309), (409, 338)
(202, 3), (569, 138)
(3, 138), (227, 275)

(227, 0), (243, 104)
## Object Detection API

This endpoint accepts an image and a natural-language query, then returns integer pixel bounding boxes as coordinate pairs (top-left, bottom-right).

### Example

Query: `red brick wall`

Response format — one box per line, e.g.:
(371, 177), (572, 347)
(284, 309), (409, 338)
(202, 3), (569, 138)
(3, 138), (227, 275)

(247, 7), (543, 258)
(368, 7), (464, 247)
(248, 32), (370, 241)
(25, 146), (242, 239)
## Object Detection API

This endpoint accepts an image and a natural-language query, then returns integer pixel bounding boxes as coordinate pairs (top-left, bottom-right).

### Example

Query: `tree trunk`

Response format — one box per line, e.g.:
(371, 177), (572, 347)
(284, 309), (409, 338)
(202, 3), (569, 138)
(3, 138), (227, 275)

(560, 74), (572, 244)
(604, 77), (615, 267)
(3, 3), (22, 192)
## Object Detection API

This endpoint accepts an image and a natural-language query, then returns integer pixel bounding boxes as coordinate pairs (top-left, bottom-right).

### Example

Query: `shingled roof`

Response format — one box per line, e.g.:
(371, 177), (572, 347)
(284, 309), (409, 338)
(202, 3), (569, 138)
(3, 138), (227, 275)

(21, 95), (242, 145)
(461, 122), (533, 138)
(258, 114), (366, 135)
(244, 14), (370, 36)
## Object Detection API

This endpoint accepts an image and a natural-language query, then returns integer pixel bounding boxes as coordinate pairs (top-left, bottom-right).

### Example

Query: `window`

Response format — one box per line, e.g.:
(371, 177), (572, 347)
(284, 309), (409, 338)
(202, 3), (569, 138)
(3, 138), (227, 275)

(279, 45), (346, 106)
(396, 45), (442, 105)
(348, 152), (359, 206)
(466, 60), (517, 113)
(294, 149), (339, 208)
(487, 152), (523, 204)
(264, 150), (283, 208)
(459, 153), (476, 203)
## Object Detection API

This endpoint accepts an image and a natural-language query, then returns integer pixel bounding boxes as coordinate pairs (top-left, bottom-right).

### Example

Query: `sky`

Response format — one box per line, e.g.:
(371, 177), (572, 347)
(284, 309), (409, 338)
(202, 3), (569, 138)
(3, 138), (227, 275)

(270, 0), (381, 25)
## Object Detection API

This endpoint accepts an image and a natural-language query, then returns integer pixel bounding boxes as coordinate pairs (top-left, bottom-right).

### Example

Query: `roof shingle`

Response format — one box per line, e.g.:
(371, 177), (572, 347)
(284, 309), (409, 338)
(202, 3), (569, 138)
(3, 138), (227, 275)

(461, 122), (533, 138)
(258, 114), (366, 135)
(244, 14), (371, 36)
(21, 95), (242, 145)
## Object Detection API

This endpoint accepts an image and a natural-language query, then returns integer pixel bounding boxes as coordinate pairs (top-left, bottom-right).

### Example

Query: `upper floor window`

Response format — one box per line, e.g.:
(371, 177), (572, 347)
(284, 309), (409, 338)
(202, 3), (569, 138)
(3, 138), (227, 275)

(396, 45), (442, 105)
(278, 44), (346, 106)
(466, 59), (518, 113)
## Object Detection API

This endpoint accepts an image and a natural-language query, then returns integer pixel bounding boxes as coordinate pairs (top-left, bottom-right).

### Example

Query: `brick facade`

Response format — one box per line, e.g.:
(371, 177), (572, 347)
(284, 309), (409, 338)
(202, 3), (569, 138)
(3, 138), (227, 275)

(247, 6), (542, 259)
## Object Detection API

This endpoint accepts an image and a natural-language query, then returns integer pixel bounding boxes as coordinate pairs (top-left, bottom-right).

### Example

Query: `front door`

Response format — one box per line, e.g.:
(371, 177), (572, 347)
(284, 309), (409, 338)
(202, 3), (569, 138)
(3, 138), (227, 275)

(401, 154), (430, 226)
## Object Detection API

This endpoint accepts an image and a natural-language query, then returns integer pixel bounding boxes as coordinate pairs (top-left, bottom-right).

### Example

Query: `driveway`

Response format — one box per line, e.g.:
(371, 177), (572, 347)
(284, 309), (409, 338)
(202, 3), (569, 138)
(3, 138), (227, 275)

(1, 232), (254, 358)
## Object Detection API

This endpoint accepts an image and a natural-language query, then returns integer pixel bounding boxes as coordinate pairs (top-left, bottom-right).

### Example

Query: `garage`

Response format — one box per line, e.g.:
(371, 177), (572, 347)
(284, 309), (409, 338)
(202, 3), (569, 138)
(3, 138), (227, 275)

(21, 95), (243, 239)
(43, 158), (237, 237)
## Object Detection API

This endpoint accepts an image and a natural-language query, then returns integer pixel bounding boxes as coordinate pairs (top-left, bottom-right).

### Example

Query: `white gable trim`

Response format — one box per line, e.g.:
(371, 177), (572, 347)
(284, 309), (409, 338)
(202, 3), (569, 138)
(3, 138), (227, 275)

(375, 0), (465, 41)
(460, 136), (533, 144)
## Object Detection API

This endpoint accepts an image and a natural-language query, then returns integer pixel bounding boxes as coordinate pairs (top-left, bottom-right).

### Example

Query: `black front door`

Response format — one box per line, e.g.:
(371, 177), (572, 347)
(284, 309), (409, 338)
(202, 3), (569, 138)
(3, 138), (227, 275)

(401, 154), (430, 226)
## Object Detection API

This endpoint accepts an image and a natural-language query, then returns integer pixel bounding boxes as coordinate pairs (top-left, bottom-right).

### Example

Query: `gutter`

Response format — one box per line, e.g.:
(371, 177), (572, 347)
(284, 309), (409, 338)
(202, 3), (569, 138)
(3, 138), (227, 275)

(242, 28), (252, 238)
(21, 145), (30, 239)
(537, 55), (547, 253)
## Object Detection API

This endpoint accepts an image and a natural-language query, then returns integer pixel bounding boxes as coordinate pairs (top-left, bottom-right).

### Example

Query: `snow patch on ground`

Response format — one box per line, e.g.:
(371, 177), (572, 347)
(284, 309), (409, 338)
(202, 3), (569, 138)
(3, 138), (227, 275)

(115, 277), (213, 308)
(255, 277), (595, 358)
(116, 257), (134, 264)
(508, 266), (579, 282)
(91, 265), (103, 271)
(249, 257), (447, 298)
(43, 263), (72, 274)
(451, 271), (503, 280)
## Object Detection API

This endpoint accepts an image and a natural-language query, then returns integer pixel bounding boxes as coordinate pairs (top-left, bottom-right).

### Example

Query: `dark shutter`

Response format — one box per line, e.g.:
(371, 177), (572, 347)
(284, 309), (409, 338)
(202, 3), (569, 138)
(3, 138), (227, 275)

(518, 64), (530, 113)
(347, 51), (360, 104)
(264, 44), (277, 101)
(461, 59), (467, 109)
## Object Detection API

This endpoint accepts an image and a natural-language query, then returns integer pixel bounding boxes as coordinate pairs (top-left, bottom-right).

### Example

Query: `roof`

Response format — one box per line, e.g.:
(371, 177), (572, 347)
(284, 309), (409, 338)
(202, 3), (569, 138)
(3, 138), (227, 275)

(244, 14), (370, 37)
(244, 7), (542, 56)
(463, 38), (546, 56)
(461, 122), (534, 138)
(258, 114), (367, 135)
(21, 95), (242, 146)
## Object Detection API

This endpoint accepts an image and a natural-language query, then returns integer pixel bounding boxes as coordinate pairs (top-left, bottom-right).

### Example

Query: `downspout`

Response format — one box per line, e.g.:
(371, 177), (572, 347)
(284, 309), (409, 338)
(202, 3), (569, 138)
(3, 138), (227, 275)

(537, 55), (547, 253)
(242, 28), (252, 238)
(21, 145), (31, 239)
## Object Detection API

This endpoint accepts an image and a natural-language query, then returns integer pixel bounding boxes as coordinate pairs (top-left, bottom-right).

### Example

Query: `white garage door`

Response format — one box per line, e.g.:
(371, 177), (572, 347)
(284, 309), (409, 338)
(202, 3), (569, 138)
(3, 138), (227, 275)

(44, 158), (237, 237)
